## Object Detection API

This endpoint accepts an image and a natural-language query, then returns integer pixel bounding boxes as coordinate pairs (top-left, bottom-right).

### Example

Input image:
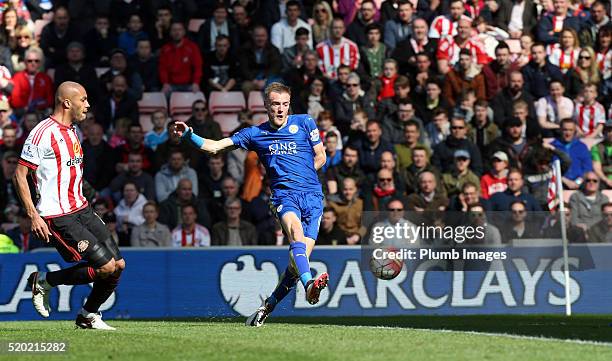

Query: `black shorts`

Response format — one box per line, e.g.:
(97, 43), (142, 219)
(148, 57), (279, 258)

(45, 206), (122, 268)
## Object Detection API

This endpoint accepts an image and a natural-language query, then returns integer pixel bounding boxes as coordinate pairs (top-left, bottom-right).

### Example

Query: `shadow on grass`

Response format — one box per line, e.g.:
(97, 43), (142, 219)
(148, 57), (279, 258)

(133, 315), (612, 343)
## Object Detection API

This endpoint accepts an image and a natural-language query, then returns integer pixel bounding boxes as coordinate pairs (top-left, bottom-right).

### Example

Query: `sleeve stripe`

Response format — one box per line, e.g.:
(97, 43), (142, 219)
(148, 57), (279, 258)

(18, 158), (38, 170)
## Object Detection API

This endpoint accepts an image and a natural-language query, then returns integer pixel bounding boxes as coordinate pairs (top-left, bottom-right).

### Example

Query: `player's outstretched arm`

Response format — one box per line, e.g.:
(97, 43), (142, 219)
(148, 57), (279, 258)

(13, 164), (51, 242)
(313, 142), (326, 171)
(173, 121), (236, 154)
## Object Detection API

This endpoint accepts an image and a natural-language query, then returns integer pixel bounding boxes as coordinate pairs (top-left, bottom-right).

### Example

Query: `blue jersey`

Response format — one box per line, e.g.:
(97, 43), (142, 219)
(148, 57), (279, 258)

(230, 114), (322, 193)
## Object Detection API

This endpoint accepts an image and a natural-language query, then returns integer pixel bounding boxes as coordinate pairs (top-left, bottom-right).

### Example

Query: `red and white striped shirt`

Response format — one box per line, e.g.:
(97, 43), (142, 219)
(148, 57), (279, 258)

(547, 44), (580, 73)
(596, 49), (612, 79)
(428, 15), (457, 39)
(18, 117), (87, 218)
(573, 101), (606, 136)
(171, 224), (211, 247)
(436, 36), (492, 66)
(316, 38), (360, 80)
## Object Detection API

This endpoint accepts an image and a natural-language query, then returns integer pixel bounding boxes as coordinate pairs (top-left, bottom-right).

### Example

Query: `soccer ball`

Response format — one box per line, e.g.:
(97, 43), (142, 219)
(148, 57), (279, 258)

(369, 247), (404, 280)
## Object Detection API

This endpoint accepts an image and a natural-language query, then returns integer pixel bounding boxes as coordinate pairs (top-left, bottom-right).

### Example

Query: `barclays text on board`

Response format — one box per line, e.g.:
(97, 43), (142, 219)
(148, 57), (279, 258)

(1, 246), (611, 321)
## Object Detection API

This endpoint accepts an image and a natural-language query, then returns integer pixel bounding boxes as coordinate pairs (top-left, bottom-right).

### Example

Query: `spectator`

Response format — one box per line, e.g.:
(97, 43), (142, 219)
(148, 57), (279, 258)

(552, 119), (592, 189)
(53, 42), (100, 106)
(270, 0), (312, 53)
(109, 152), (156, 201)
(587, 203), (612, 242)
(567, 47), (602, 99)
(491, 71), (536, 128)
(130, 201), (172, 247)
(281, 27), (312, 72)
(100, 48), (144, 100)
(150, 5), (172, 51)
(345, 1), (376, 48)
(159, 22), (202, 94)
(547, 28), (581, 74)
(211, 197), (257, 246)
(486, 116), (534, 169)
(429, 0), (466, 39)
(231, 3), (252, 46)
(144, 109), (168, 151)
(468, 100), (499, 152)
(203, 35), (238, 93)
(423, 107), (450, 146)
(118, 14), (148, 56)
(522, 42), (564, 99)
(317, 207), (347, 245)
(0, 150), (19, 221)
(114, 181), (147, 233)
(155, 149), (198, 202)
(535, 80), (574, 134)
(39, 6), (79, 67)
(334, 72), (375, 134)
(442, 149), (481, 197)
(431, 115), (483, 175)
(327, 64), (351, 100)
(171, 204), (211, 247)
(360, 23), (385, 80)
(328, 177), (365, 245)
(391, 19), (437, 76)
(186, 99), (223, 141)
(148, 0), (196, 24)
(507, 0), (538, 38)
(384, 0), (415, 51)
(394, 119), (430, 170)
(580, 1), (610, 47)
(403, 145), (443, 195)
(103, 212), (127, 246)
(415, 80), (450, 125)
(592, 120), (612, 188)
(482, 42), (517, 99)
(569, 171), (609, 230)
(238, 25), (281, 95)
(364, 168), (407, 211)
(481, 151), (509, 199)
(573, 83), (605, 138)
(480, 0), (512, 32)
(10, 25), (34, 73)
(380, 150), (407, 194)
(82, 123), (115, 192)
(501, 200), (541, 242)
(9, 47), (53, 113)
(316, 17), (360, 80)
(0, 124), (20, 155)
(208, 176), (242, 224)
(406, 171), (448, 211)
(159, 178), (211, 230)
(448, 181), (488, 212)
(7, 209), (44, 252)
(197, 3), (239, 54)
(17, 111), (39, 145)
(311, 0), (333, 44)
(467, 203), (502, 244)
(284, 50), (324, 110)
(352, 120), (393, 181)
(115, 123), (154, 174)
(130, 39), (160, 92)
(82, 15), (116, 67)
(436, 18), (491, 75)
(374, 59), (399, 102)
(490, 169), (541, 211)
(294, 74), (329, 119)
(536, 0), (582, 45)
(378, 77), (420, 129)
(443, 49), (487, 108)
(153, 121), (200, 172)
(325, 145), (366, 195)
(541, 202), (587, 242)
(321, 132), (342, 174)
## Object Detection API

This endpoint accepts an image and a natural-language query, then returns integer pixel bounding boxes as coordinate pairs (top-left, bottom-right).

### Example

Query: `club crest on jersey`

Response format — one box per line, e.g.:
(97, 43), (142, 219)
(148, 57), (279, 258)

(77, 240), (89, 253)
(289, 124), (298, 134)
(73, 142), (81, 156)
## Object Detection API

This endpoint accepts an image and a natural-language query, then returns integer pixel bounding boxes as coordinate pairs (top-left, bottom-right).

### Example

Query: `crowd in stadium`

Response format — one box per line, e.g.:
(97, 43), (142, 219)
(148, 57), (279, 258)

(0, 0), (611, 254)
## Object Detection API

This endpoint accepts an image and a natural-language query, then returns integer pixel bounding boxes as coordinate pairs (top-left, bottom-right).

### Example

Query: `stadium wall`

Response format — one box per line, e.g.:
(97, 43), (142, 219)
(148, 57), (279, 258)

(1, 246), (611, 321)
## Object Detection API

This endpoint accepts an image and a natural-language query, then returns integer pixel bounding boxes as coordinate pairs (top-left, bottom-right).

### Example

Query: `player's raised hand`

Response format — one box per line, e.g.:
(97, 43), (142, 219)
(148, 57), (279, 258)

(31, 213), (51, 243)
(172, 121), (189, 137)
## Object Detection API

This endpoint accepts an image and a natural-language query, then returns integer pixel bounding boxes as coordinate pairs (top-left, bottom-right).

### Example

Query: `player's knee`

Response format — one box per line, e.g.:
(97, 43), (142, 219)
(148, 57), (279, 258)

(96, 259), (116, 278)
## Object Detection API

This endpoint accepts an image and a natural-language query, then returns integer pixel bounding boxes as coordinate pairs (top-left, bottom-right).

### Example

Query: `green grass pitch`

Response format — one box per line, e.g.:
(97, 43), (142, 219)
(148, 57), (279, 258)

(1, 315), (611, 361)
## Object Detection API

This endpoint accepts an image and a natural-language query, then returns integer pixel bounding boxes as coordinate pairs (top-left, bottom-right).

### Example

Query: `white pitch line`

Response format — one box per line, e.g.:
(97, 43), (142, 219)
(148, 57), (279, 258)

(341, 325), (612, 347)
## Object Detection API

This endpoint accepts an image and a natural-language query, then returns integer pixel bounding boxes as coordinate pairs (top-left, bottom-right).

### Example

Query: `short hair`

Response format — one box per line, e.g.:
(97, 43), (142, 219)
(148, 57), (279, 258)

(398, 0), (414, 7)
(295, 27), (309, 38)
(508, 167), (523, 178)
(467, 203), (485, 212)
(318, 110), (334, 123)
(432, 108), (448, 118)
(347, 72), (360, 84)
(531, 42), (546, 51)
(215, 34), (230, 43)
(343, 144), (359, 154)
(143, 200), (159, 212)
(549, 79), (565, 88)
(366, 120), (381, 129)
(224, 196), (241, 208)
(325, 131), (338, 140)
(425, 78), (441, 88)
(383, 58), (398, 67)
(323, 206), (337, 216)
(509, 200), (527, 210)
(181, 203), (197, 215)
(264, 82), (291, 107)
(365, 22), (382, 34)
(513, 99), (528, 110)
(403, 119), (420, 130)
(286, 0), (301, 9)
(601, 202), (612, 212)
(461, 181), (478, 192)
(559, 118), (576, 127)
(412, 145), (428, 154)
(495, 42), (510, 53)
(474, 99), (488, 108)
(127, 151), (143, 159)
(394, 75), (410, 89)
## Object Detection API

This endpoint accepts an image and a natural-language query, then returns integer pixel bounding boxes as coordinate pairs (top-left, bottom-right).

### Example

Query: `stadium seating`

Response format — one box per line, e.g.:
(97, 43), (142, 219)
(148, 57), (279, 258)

(213, 113), (241, 136)
(95, 67), (110, 78)
(169, 91), (205, 117)
(563, 190), (575, 204)
(247, 91), (265, 113)
(46, 68), (54, 82)
(138, 92), (167, 132)
(208, 91), (245, 113)
(188, 18), (205, 33)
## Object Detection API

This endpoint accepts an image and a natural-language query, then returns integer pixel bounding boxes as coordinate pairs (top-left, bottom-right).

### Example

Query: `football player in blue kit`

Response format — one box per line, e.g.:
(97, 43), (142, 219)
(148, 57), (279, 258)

(173, 82), (329, 327)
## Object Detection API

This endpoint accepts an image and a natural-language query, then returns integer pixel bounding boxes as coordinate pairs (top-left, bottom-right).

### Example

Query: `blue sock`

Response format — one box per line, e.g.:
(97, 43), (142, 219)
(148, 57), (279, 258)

(266, 267), (298, 307)
(290, 242), (312, 288)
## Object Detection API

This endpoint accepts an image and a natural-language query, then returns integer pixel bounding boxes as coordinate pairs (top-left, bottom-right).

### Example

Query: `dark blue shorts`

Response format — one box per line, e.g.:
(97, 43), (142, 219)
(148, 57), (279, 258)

(270, 190), (324, 240)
